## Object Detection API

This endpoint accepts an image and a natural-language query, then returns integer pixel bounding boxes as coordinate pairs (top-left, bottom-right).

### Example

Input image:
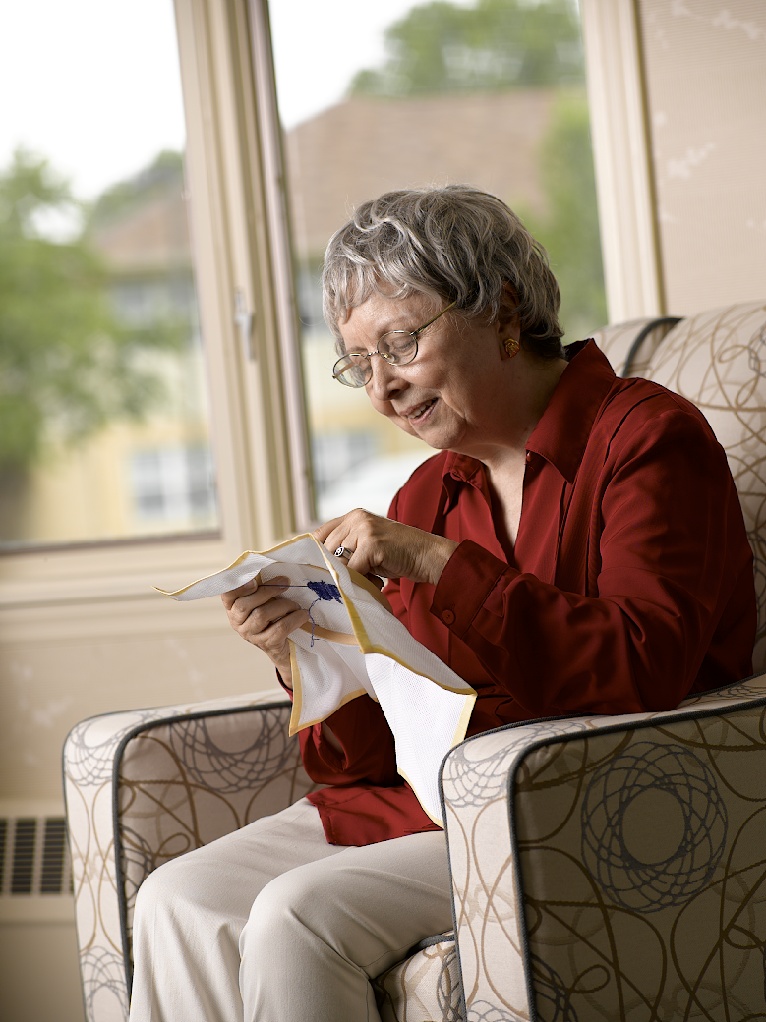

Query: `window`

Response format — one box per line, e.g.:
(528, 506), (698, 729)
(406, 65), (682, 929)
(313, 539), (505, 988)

(268, 0), (606, 521)
(131, 446), (216, 526)
(0, 0), (218, 548)
(0, 0), (614, 590)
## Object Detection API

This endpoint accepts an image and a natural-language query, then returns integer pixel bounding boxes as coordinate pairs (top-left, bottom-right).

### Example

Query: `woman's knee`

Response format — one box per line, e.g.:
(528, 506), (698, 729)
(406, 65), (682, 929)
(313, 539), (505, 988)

(135, 847), (227, 928)
(241, 868), (314, 954)
(240, 860), (382, 967)
(134, 855), (192, 922)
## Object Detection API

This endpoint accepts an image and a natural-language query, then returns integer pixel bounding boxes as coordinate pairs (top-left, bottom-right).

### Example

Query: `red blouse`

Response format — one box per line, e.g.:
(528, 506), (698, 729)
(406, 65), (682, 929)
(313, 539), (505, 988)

(301, 341), (756, 845)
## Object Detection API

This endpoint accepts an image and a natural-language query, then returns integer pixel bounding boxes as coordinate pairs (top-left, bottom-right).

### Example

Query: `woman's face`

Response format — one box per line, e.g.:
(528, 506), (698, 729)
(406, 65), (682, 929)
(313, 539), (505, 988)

(337, 290), (520, 458)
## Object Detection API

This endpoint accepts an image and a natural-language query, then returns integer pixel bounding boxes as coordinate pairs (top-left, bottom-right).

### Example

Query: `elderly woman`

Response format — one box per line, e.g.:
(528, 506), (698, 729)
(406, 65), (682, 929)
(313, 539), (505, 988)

(129, 186), (755, 1022)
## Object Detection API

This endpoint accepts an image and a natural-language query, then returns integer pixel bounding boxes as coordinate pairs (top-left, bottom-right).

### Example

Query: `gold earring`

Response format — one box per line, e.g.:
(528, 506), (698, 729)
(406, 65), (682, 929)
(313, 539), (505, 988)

(504, 338), (520, 358)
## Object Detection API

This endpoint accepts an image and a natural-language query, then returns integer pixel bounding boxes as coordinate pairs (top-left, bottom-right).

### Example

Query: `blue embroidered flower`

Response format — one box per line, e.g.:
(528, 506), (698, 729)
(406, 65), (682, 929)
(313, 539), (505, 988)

(307, 580), (342, 603)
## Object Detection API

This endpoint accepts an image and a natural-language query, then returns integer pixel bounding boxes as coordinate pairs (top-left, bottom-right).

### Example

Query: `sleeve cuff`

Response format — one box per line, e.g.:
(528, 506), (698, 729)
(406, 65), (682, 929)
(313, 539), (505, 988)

(431, 540), (512, 637)
(275, 669), (294, 700)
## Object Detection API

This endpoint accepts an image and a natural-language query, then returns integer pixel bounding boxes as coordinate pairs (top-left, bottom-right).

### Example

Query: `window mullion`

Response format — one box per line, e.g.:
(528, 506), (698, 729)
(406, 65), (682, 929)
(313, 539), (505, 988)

(175, 0), (312, 549)
(580, 0), (663, 321)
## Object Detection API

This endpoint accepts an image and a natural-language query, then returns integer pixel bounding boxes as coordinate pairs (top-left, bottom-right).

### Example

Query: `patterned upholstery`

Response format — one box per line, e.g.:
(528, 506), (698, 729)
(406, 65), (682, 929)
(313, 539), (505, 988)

(63, 692), (316, 1022)
(64, 301), (766, 1022)
(596, 301), (766, 671)
(375, 933), (462, 1022)
(591, 314), (681, 377)
(442, 673), (766, 1021)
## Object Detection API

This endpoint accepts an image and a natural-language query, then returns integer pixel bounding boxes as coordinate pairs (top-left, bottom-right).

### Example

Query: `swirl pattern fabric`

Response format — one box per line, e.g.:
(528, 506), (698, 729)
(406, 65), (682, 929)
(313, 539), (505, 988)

(64, 692), (315, 1022)
(441, 673), (766, 1021)
(375, 933), (462, 1022)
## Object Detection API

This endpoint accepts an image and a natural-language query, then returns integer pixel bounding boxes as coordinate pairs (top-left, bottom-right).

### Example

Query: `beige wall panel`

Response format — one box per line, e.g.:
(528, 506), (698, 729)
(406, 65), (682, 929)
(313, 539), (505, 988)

(0, 598), (276, 802)
(0, 920), (84, 1022)
(638, 0), (766, 313)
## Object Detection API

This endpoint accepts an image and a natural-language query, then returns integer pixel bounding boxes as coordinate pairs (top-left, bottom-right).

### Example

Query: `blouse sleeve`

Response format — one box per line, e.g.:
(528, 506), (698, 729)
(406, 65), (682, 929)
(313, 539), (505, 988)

(431, 406), (755, 716)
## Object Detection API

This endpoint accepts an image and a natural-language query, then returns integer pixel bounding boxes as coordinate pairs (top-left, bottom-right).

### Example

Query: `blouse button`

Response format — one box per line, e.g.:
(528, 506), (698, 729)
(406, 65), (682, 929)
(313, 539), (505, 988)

(442, 609), (456, 625)
(525, 451), (532, 463)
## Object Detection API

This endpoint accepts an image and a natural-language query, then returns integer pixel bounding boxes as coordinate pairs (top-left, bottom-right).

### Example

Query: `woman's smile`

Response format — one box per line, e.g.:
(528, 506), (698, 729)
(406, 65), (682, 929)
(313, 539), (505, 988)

(400, 397), (438, 424)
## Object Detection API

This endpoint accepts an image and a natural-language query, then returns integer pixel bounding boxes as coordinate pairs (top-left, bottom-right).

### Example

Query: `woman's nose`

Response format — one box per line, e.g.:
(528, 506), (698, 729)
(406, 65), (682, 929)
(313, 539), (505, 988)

(367, 354), (404, 401)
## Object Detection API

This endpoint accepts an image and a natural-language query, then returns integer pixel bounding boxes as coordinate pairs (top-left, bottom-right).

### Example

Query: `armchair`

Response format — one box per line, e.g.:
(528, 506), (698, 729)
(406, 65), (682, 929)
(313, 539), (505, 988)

(64, 300), (766, 1022)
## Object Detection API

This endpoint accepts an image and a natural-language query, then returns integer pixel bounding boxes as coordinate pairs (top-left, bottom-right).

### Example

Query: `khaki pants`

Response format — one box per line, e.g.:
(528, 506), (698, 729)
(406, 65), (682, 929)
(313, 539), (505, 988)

(129, 797), (452, 1022)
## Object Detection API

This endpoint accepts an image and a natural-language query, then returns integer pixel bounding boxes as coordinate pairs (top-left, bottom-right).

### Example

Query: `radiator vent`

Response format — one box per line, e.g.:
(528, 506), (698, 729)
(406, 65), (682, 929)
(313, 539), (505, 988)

(0, 815), (72, 897)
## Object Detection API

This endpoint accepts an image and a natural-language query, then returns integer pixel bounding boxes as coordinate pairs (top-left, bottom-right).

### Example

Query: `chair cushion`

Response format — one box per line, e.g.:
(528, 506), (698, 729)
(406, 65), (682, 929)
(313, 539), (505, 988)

(374, 932), (462, 1022)
(642, 301), (766, 669)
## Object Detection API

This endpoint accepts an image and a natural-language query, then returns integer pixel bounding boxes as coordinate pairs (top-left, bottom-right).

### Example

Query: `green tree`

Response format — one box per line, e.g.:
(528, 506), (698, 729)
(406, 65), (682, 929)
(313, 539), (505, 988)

(349, 0), (584, 96)
(520, 91), (608, 340)
(0, 150), (182, 535)
(88, 149), (184, 230)
(346, 0), (606, 339)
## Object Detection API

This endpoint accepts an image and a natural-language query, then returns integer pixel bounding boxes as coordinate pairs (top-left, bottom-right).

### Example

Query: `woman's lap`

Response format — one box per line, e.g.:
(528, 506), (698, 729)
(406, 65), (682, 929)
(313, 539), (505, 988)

(130, 797), (452, 1022)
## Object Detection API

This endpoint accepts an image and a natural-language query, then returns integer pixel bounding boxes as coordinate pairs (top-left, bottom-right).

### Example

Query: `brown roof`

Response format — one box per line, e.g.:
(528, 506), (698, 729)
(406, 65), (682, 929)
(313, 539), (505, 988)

(89, 89), (559, 272)
(90, 187), (192, 274)
(285, 89), (558, 256)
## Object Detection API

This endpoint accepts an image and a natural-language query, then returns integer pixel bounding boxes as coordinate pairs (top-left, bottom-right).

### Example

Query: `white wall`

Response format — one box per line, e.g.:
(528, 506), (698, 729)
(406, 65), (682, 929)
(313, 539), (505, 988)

(639, 0), (766, 313)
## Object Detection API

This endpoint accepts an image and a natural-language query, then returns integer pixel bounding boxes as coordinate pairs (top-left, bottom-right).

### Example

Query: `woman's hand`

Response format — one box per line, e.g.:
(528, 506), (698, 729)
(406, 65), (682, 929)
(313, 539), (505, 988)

(313, 509), (457, 585)
(220, 575), (308, 689)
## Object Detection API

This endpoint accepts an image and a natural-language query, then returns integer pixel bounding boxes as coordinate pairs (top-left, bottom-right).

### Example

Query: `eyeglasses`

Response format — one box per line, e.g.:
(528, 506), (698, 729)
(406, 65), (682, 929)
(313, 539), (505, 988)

(332, 301), (457, 388)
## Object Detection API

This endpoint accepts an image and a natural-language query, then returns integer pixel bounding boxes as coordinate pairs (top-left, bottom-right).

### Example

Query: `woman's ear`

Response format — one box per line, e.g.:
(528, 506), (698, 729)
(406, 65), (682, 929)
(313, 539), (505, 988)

(496, 282), (521, 357)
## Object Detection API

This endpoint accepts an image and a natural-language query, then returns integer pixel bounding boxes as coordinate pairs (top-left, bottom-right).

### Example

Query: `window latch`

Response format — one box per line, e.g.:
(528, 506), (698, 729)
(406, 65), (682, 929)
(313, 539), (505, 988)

(234, 288), (255, 361)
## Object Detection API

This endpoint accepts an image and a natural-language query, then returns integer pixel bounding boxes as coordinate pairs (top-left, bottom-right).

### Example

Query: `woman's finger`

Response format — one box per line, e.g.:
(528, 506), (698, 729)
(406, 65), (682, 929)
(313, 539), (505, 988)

(220, 575), (290, 610)
(241, 606), (308, 683)
(246, 604), (308, 647)
(220, 578), (256, 610)
(313, 515), (347, 547)
(316, 510), (457, 584)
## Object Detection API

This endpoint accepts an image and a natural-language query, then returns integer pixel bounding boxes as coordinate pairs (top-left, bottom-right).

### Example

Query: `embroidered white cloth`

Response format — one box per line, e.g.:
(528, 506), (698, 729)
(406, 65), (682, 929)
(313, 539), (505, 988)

(156, 534), (476, 823)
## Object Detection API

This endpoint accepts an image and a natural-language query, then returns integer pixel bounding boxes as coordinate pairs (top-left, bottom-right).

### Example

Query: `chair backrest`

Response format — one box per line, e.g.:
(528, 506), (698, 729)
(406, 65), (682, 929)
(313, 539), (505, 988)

(593, 301), (766, 672)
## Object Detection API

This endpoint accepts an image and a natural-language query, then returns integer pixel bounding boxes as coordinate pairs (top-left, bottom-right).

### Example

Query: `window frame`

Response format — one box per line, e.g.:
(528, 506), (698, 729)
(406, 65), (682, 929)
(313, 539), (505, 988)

(580, 0), (663, 321)
(0, 0), (663, 614)
(0, 0), (313, 615)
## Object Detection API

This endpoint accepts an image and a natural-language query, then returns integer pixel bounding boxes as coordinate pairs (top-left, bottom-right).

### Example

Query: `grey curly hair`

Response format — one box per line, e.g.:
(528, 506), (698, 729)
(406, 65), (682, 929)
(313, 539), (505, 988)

(322, 185), (563, 357)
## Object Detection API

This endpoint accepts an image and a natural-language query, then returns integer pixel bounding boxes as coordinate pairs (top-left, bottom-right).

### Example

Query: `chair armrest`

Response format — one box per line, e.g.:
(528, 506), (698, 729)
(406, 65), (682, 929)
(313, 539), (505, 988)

(63, 688), (315, 1022)
(441, 673), (766, 1022)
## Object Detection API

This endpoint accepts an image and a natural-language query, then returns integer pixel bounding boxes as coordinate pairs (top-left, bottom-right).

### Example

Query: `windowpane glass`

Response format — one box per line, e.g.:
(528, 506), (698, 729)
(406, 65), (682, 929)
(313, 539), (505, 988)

(0, 0), (218, 549)
(269, 0), (605, 521)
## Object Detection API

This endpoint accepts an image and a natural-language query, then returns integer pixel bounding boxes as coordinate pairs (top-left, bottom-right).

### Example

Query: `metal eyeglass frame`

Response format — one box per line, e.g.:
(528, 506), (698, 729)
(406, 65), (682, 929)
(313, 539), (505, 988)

(332, 301), (457, 388)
